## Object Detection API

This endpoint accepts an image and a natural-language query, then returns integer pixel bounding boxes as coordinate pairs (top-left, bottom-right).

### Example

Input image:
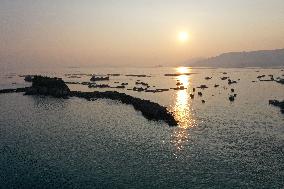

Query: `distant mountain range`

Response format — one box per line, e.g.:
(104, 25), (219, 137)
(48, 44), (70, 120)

(187, 49), (284, 68)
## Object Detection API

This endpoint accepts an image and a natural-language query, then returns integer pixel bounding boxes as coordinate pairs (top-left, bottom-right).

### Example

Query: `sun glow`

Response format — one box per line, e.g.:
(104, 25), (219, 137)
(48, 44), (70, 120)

(178, 31), (189, 42)
(176, 66), (189, 74)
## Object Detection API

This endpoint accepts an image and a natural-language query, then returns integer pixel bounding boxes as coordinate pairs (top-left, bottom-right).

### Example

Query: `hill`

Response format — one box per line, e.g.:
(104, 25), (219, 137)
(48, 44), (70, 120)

(187, 49), (284, 68)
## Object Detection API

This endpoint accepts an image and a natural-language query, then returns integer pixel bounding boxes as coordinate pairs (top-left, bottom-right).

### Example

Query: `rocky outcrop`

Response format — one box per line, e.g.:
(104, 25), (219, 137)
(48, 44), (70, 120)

(1, 76), (178, 126)
(24, 75), (34, 82)
(228, 79), (237, 85)
(269, 100), (284, 114)
(25, 76), (70, 98)
(0, 88), (26, 94)
(170, 86), (186, 90)
(70, 91), (178, 126)
(197, 85), (208, 89)
(275, 78), (284, 84)
(229, 95), (235, 102)
(90, 76), (109, 81)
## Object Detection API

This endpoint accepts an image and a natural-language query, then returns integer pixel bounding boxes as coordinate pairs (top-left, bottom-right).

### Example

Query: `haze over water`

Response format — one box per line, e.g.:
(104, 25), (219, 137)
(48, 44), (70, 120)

(1, 0), (284, 68)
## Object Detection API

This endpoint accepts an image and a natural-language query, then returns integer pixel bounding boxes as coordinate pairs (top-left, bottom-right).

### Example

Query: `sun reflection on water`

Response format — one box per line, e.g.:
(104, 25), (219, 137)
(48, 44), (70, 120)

(171, 67), (197, 155)
(173, 73), (197, 129)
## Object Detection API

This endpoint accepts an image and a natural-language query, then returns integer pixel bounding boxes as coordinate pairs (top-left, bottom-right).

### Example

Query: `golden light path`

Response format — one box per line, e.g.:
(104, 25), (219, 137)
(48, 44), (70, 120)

(171, 67), (197, 154)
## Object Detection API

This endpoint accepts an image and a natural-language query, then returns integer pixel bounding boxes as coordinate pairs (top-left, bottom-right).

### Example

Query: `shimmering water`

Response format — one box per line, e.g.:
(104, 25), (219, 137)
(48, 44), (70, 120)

(0, 66), (283, 188)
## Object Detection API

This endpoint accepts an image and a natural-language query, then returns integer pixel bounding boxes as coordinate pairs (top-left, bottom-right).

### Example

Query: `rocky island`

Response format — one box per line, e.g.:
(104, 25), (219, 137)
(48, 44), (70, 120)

(25, 76), (70, 98)
(70, 91), (177, 126)
(0, 76), (178, 126)
(269, 100), (284, 114)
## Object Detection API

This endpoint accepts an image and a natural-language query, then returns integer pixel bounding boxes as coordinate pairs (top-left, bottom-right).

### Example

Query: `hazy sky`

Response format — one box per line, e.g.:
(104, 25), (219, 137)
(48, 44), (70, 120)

(1, 0), (284, 67)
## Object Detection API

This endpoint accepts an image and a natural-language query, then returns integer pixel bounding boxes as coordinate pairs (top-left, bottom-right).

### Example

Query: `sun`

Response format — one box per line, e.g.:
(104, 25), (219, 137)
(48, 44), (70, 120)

(176, 66), (189, 74)
(178, 31), (189, 42)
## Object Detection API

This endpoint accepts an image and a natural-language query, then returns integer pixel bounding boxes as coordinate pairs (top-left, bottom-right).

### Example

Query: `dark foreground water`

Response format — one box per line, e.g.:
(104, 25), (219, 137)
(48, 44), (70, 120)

(0, 67), (283, 188)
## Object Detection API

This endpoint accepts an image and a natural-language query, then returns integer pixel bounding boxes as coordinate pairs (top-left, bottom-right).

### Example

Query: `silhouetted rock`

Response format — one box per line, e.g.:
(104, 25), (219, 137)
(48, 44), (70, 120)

(171, 86), (186, 90)
(231, 89), (235, 92)
(90, 76), (109, 81)
(133, 87), (145, 92)
(115, 85), (125, 89)
(24, 75), (34, 82)
(0, 78), (180, 126)
(228, 79), (237, 85)
(205, 77), (212, 80)
(82, 82), (91, 85)
(214, 84), (219, 87)
(221, 77), (229, 80)
(69, 91), (178, 126)
(25, 76), (70, 98)
(201, 100), (205, 103)
(0, 88), (27, 94)
(229, 95), (235, 102)
(197, 85), (208, 89)
(269, 100), (284, 114)
(275, 78), (284, 84)
(198, 92), (202, 96)
(257, 75), (266, 79)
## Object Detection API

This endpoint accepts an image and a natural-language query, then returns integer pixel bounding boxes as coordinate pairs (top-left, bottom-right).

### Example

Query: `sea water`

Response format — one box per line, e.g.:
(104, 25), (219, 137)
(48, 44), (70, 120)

(0, 66), (283, 188)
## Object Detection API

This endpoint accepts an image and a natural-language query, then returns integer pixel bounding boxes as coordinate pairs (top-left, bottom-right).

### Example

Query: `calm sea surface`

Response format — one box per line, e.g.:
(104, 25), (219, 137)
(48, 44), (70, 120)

(0, 66), (283, 188)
